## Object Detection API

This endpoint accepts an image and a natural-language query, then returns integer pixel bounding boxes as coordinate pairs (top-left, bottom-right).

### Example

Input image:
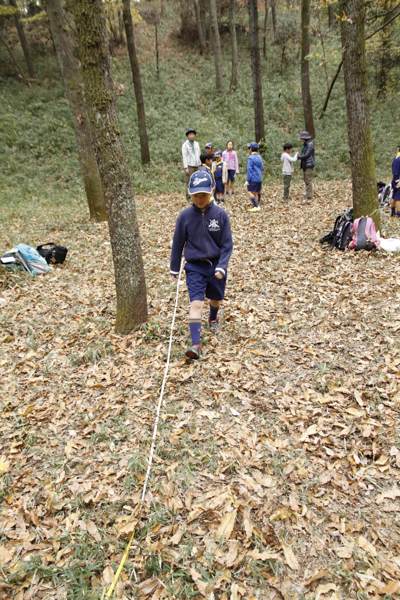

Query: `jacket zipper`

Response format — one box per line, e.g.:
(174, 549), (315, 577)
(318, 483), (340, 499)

(202, 212), (210, 258)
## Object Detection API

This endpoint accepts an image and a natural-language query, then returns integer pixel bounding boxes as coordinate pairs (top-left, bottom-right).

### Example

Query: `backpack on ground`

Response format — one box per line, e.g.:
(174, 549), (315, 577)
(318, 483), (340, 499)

(349, 217), (378, 251)
(37, 243), (68, 264)
(1, 244), (49, 275)
(320, 208), (353, 251)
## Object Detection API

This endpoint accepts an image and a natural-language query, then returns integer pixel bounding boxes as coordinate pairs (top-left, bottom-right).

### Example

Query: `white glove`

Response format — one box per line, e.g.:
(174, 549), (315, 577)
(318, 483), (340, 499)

(244, 181), (248, 188)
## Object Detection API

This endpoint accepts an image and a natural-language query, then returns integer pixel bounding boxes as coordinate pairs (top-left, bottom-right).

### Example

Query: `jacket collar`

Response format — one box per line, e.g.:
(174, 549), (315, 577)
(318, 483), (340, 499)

(192, 202), (214, 214)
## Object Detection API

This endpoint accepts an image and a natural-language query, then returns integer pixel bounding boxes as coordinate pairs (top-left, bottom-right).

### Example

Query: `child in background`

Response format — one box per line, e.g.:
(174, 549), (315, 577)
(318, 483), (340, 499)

(245, 142), (263, 212)
(199, 151), (216, 195)
(222, 141), (239, 198)
(280, 143), (298, 202)
(213, 151), (228, 204)
(170, 171), (233, 360)
(205, 142), (215, 158)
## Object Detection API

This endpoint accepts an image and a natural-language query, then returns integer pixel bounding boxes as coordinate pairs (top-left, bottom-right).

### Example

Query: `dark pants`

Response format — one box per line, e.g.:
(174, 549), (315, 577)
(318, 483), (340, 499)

(303, 167), (314, 199)
(283, 174), (292, 200)
(185, 166), (200, 201)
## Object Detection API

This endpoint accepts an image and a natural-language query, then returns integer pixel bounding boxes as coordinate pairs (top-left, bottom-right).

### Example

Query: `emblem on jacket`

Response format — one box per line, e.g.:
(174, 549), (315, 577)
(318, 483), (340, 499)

(208, 219), (220, 231)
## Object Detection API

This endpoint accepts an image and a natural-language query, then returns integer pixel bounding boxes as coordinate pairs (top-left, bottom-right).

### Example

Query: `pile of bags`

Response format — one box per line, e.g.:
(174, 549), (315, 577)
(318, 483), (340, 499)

(1, 243), (67, 275)
(319, 210), (398, 252)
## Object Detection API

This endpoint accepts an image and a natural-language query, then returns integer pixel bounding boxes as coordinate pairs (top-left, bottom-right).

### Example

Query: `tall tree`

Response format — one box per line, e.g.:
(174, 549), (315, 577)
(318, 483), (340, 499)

(377, 0), (391, 96)
(46, 0), (107, 222)
(229, 0), (238, 89)
(209, 0), (223, 91)
(9, 0), (36, 80)
(73, 0), (148, 333)
(340, 0), (380, 228)
(0, 30), (28, 84)
(248, 0), (265, 141)
(263, 0), (269, 58)
(328, 2), (336, 27)
(301, 0), (315, 138)
(193, 0), (207, 54)
(122, 0), (151, 165)
(270, 0), (277, 33)
(199, 0), (208, 44)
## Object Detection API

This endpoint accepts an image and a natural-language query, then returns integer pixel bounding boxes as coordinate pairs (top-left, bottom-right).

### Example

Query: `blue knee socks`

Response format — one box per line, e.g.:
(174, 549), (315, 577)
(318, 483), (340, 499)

(392, 207), (396, 216)
(189, 319), (201, 345)
(251, 197), (259, 207)
(209, 305), (219, 322)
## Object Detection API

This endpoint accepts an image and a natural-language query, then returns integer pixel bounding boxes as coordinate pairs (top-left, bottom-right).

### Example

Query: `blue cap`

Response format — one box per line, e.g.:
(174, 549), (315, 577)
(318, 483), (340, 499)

(214, 150), (222, 157)
(189, 171), (213, 194)
(247, 142), (259, 151)
(186, 128), (197, 136)
(205, 142), (213, 148)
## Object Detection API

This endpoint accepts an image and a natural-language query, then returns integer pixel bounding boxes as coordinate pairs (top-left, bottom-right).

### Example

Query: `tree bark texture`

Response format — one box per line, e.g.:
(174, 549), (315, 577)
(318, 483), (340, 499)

(209, 0), (224, 91)
(73, 0), (148, 333)
(248, 0), (265, 141)
(301, 0), (315, 138)
(377, 0), (391, 96)
(193, 0), (207, 54)
(270, 0), (276, 34)
(263, 0), (269, 58)
(229, 0), (238, 89)
(199, 0), (208, 43)
(340, 0), (380, 228)
(328, 2), (336, 27)
(9, 0), (36, 80)
(122, 0), (151, 165)
(46, 0), (107, 222)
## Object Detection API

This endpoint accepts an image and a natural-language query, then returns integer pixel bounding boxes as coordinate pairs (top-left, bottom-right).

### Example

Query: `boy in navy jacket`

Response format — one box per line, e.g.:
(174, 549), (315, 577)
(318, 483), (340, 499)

(170, 171), (233, 359)
(245, 142), (264, 212)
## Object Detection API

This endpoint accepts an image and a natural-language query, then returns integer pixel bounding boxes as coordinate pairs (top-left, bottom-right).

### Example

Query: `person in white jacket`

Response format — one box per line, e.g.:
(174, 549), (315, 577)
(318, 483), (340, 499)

(281, 143), (298, 201)
(182, 128), (201, 201)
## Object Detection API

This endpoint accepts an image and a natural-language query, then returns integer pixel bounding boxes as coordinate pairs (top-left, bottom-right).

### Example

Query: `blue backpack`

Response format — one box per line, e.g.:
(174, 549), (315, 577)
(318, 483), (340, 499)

(1, 244), (49, 275)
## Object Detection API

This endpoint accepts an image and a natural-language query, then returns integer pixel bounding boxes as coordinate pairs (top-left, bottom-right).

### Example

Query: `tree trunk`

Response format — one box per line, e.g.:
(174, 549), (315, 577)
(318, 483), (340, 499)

(209, 0), (223, 91)
(377, 0), (391, 96)
(155, 23), (160, 74)
(248, 0), (265, 141)
(328, 2), (336, 27)
(208, 14), (214, 53)
(340, 0), (380, 229)
(0, 31), (29, 85)
(199, 0), (208, 44)
(301, 0), (315, 138)
(73, 0), (148, 334)
(270, 0), (276, 34)
(46, 0), (107, 222)
(193, 0), (207, 54)
(9, 0), (36, 80)
(263, 0), (269, 58)
(229, 0), (238, 89)
(122, 0), (151, 165)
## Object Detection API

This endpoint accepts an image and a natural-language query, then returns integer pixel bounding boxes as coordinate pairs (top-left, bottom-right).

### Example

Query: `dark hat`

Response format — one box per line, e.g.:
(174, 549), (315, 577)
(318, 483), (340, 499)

(299, 131), (311, 140)
(214, 150), (222, 157)
(247, 142), (259, 151)
(189, 170), (213, 195)
(186, 128), (197, 136)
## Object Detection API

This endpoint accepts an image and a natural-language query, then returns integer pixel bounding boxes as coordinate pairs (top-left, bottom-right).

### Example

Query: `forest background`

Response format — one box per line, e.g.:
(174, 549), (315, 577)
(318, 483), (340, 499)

(1, 0), (400, 211)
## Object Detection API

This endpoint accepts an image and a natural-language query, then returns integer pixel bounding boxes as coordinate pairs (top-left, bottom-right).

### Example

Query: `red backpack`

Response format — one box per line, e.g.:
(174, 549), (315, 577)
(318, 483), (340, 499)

(349, 217), (378, 251)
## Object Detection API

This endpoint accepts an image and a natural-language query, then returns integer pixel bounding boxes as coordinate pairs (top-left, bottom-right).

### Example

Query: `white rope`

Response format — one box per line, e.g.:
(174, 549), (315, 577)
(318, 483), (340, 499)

(140, 260), (183, 503)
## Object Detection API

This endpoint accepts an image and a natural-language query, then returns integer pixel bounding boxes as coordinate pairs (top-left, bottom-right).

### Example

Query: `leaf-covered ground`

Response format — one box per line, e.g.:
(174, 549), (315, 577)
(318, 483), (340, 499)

(1, 182), (400, 600)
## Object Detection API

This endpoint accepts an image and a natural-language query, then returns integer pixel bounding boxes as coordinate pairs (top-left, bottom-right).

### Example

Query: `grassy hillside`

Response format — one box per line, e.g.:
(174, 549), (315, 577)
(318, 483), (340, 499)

(0, 2), (399, 211)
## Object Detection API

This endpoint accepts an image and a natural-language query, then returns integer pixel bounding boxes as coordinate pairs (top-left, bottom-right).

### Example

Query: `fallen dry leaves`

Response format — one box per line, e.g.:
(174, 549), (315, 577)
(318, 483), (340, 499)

(1, 181), (400, 599)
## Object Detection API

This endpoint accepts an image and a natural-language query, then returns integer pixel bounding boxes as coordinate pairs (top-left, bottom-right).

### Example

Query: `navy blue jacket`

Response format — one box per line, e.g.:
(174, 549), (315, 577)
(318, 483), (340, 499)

(170, 203), (233, 277)
(246, 153), (264, 182)
(392, 153), (400, 201)
(298, 140), (315, 170)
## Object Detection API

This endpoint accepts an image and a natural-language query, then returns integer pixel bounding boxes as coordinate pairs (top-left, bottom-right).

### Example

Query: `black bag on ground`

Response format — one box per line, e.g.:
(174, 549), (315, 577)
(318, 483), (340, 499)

(37, 243), (68, 264)
(320, 208), (353, 251)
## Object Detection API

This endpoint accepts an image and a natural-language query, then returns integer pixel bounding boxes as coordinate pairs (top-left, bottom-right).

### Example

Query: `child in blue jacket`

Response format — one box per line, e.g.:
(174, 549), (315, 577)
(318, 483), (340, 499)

(170, 171), (233, 360)
(245, 142), (264, 212)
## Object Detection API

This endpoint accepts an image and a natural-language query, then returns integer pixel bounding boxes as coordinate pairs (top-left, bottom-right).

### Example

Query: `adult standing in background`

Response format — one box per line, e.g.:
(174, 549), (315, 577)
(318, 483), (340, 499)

(182, 128), (201, 201)
(391, 143), (400, 217)
(297, 131), (315, 200)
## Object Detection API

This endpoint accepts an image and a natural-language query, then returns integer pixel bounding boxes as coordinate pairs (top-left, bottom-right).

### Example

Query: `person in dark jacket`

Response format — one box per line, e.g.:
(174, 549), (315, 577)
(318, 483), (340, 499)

(170, 170), (233, 360)
(391, 143), (400, 217)
(297, 131), (315, 200)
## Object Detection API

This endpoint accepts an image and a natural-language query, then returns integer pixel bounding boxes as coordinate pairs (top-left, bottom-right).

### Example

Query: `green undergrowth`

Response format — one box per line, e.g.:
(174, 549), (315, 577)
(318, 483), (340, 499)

(0, 4), (398, 208)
